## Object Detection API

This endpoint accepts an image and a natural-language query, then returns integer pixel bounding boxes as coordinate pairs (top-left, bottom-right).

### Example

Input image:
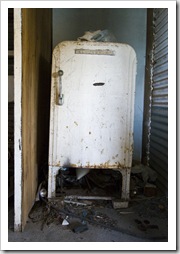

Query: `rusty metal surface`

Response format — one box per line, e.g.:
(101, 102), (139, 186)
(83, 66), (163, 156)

(50, 162), (131, 169)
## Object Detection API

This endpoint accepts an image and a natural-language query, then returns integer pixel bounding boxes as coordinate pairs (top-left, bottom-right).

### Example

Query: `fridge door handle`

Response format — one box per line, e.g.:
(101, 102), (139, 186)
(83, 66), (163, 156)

(58, 70), (64, 105)
(93, 82), (105, 86)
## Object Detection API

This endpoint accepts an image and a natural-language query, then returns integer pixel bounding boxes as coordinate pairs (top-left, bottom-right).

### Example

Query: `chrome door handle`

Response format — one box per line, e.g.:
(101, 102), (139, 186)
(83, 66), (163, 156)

(58, 70), (64, 105)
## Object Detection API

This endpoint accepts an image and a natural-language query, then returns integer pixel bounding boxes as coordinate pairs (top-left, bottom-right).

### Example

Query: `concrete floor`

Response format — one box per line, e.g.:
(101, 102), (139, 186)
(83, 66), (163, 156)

(8, 194), (168, 243)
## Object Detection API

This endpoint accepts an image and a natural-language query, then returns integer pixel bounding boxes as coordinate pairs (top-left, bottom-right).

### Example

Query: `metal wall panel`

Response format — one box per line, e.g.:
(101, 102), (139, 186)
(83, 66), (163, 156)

(149, 8), (168, 193)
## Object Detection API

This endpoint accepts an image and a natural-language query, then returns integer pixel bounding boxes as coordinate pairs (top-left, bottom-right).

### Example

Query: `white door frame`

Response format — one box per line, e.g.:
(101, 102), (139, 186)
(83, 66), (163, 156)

(14, 8), (22, 231)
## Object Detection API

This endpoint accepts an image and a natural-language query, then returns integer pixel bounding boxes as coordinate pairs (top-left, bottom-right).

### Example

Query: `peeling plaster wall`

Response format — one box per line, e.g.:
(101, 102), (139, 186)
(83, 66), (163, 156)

(52, 8), (147, 162)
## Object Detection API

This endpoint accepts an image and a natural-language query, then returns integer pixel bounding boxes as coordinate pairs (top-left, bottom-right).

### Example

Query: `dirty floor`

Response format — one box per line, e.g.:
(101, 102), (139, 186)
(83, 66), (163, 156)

(8, 194), (168, 243)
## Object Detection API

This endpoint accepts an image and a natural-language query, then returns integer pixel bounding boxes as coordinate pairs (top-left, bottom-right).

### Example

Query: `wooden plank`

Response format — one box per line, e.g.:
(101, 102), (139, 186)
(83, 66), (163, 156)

(21, 8), (52, 231)
(14, 8), (52, 231)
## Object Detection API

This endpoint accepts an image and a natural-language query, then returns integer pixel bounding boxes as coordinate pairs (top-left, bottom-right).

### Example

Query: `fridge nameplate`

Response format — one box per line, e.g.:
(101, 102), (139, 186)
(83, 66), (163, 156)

(75, 48), (115, 56)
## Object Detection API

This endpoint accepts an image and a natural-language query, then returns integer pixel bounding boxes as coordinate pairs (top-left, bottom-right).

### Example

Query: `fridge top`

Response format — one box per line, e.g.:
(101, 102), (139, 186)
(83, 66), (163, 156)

(53, 40), (136, 57)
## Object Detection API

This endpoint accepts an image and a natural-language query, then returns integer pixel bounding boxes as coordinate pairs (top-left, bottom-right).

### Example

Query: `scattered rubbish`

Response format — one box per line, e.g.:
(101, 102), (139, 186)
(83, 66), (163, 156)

(35, 182), (43, 201)
(134, 219), (142, 225)
(36, 180), (48, 201)
(54, 168), (122, 208)
(132, 164), (157, 184)
(78, 29), (117, 42)
(39, 188), (47, 198)
(96, 215), (103, 219)
(138, 223), (147, 231)
(28, 197), (167, 241)
(119, 211), (134, 215)
(81, 210), (88, 225)
(93, 212), (117, 227)
(87, 174), (111, 189)
(60, 167), (68, 171)
(64, 200), (87, 206)
(144, 183), (157, 197)
(84, 175), (92, 190)
(82, 200), (93, 206)
(131, 164), (158, 199)
(72, 223), (88, 233)
(65, 195), (113, 201)
(56, 167), (95, 195)
(40, 206), (58, 230)
(62, 216), (69, 226)
(130, 175), (144, 197)
(76, 168), (90, 180)
(135, 218), (159, 232)
(132, 196), (168, 219)
(29, 163), (167, 241)
(143, 219), (150, 225)
(86, 169), (121, 192)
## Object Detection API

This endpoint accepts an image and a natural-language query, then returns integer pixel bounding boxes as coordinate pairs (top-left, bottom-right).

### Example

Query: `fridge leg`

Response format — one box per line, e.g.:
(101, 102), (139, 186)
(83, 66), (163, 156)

(112, 168), (131, 209)
(48, 166), (59, 198)
(120, 168), (131, 200)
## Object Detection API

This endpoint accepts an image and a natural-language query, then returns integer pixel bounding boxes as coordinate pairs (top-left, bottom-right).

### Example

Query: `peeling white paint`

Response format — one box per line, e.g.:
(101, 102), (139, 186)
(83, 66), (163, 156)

(49, 41), (137, 169)
(14, 8), (22, 231)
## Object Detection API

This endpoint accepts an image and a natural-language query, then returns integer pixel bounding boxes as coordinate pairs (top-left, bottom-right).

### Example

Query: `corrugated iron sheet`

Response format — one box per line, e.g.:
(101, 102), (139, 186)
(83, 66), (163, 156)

(149, 8), (168, 193)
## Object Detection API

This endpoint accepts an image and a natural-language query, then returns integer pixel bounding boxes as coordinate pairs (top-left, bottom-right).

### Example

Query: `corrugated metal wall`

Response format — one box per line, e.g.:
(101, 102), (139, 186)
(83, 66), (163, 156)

(149, 8), (168, 193)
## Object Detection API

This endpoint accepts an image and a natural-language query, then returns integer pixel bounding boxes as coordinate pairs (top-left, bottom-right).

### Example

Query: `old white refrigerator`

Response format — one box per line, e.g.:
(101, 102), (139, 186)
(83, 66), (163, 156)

(48, 41), (137, 199)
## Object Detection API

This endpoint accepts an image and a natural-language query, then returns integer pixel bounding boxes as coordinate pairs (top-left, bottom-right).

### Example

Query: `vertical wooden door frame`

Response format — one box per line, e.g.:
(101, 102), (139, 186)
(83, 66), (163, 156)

(14, 8), (52, 231)
(14, 8), (22, 231)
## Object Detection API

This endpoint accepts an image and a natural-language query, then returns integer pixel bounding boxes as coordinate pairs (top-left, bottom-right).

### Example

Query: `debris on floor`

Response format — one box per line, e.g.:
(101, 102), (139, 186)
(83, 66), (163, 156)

(131, 164), (158, 198)
(131, 196), (168, 219)
(131, 164), (157, 184)
(144, 183), (157, 197)
(62, 217), (69, 226)
(72, 222), (88, 233)
(78, 29), (117, 42)
(24, 188), (168, 242)
(9, 166), (168, 242)
(134, 219), (159, 232)
(55, 168), (122, 200)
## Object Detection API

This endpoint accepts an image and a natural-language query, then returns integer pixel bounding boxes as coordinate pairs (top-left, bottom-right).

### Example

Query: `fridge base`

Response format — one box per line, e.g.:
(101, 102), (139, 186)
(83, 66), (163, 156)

(48, 166), (131, 206)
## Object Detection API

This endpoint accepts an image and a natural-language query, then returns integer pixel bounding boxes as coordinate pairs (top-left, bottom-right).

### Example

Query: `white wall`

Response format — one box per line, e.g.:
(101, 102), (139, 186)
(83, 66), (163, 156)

(52, 8), (147, 162)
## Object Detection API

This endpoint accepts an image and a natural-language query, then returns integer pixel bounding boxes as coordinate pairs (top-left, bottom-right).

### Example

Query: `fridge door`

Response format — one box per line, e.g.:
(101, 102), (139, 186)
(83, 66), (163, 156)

(49, 41), (136, 169)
